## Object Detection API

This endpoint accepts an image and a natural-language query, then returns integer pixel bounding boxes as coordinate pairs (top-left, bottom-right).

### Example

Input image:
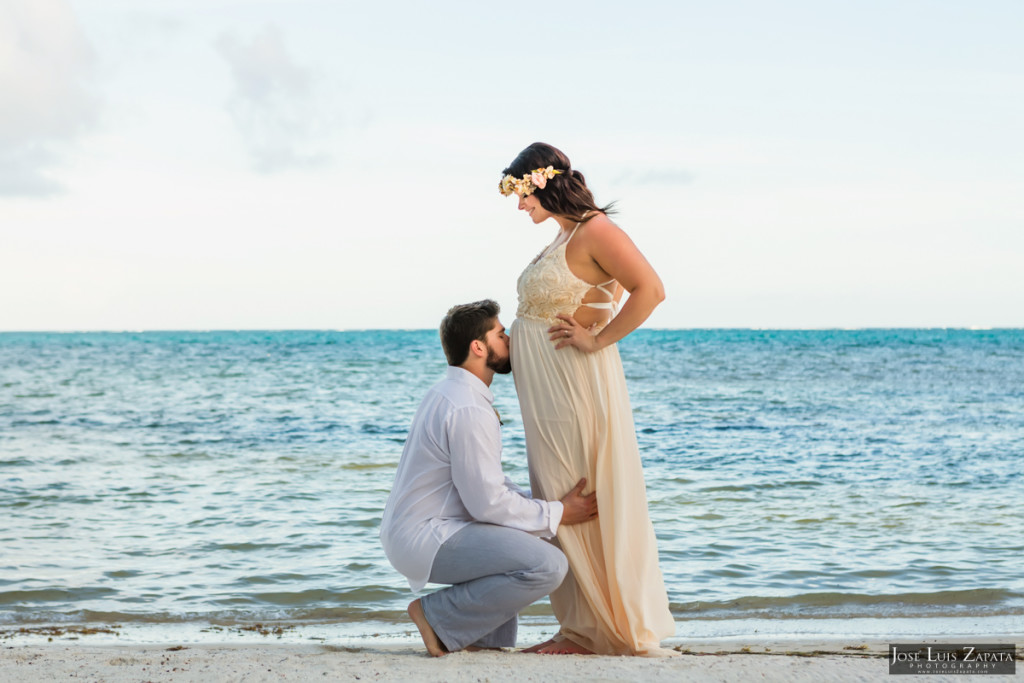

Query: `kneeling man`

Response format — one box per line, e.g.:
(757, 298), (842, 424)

(380, 300), (597, 656)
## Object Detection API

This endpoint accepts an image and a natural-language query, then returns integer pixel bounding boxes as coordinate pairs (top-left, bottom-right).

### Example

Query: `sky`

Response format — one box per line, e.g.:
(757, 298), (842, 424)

(2, 0), (1022, 330)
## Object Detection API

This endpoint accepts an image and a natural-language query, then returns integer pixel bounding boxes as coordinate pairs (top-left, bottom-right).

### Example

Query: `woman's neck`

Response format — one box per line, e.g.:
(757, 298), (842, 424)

(555, 210), (589, 231)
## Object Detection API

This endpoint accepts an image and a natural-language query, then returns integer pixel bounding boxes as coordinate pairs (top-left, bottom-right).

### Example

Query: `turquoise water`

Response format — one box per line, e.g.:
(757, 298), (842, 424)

(2, 329), (1023, 638)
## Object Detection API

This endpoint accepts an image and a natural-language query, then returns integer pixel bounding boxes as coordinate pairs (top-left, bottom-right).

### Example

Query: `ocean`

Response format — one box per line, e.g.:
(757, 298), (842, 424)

(2, 329), (1022, 643)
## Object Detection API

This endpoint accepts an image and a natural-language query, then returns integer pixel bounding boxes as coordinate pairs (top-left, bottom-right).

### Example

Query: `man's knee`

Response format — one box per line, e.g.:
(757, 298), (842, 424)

(534, 545), (568, 591)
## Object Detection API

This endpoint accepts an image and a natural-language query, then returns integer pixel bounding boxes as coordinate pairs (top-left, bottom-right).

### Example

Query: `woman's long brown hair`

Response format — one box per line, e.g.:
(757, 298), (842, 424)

(501, 142), (616, 223)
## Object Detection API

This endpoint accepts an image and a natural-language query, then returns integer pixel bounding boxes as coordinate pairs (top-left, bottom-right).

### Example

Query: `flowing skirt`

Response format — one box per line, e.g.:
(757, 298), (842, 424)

(510, 317), (675, 656)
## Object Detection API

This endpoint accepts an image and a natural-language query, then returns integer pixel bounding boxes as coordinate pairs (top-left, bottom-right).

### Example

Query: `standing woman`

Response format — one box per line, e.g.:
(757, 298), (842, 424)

(500, 143), (675, 656)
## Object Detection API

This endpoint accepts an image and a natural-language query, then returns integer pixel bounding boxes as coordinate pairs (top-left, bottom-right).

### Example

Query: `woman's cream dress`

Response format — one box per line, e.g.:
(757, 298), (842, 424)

(510, 222), (676, 656)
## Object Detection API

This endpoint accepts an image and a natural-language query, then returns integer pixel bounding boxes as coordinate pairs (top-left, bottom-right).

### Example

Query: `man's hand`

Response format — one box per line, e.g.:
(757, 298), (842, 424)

(559, 478), (598, 525)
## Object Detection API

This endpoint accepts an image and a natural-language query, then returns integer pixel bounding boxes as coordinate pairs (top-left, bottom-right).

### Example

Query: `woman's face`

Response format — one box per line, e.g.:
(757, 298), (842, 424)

(517, 193), (551, 224)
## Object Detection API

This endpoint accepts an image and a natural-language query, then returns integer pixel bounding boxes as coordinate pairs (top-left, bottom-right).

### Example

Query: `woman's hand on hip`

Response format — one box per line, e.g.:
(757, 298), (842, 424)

(549, 314), (599, 353)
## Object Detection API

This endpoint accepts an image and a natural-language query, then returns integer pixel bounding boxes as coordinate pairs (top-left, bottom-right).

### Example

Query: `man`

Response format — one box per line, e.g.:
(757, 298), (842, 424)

(379, 300), (598, 656)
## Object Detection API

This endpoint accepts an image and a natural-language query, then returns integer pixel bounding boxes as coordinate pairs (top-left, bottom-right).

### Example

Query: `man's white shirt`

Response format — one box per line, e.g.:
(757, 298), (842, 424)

(380, 366), (563, 591)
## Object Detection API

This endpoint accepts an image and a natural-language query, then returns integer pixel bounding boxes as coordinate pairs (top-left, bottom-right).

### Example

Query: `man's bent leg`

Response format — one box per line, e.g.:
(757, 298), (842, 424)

(419, 524), (567, 652)
(467, 616), (515, 649)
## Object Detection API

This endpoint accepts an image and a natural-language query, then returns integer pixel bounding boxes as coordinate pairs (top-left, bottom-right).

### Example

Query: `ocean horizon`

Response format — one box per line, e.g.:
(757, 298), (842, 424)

(3, 328), (1022, 642)
(2, 326), (1019, 333)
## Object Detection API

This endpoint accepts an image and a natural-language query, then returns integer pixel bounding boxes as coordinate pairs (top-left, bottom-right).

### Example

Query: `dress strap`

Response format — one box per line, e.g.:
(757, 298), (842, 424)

(566, 211), (619, 315)
(565, 211), (591, 244)
(593, 278), (615, 298)
(580, 278), (619, 313)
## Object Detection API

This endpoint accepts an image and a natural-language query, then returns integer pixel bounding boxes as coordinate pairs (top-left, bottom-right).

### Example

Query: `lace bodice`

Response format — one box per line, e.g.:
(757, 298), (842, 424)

(516, 223), (617, 322)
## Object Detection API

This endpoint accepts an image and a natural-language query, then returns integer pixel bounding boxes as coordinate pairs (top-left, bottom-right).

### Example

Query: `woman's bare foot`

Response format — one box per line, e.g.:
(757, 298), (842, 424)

(534, 639), (594, 655)
(407, 599), (447, 657)
(522, 635), (594, 655)
(520, 637), (557, 653)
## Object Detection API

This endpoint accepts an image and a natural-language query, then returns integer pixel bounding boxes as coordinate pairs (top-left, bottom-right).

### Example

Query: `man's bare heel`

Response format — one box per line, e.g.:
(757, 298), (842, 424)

(408, 599), (447, 657)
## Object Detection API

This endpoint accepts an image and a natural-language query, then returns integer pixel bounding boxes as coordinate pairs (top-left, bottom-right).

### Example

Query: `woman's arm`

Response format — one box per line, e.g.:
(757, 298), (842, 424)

(552, 215), (665, 353)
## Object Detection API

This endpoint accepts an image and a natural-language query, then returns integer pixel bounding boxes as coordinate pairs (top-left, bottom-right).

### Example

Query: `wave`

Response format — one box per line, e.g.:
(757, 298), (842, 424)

(0, 607), (412, 627)
(0, 587), (118, 605)
(4, 588), (1022, 627)
(671, 588), (1024, 620)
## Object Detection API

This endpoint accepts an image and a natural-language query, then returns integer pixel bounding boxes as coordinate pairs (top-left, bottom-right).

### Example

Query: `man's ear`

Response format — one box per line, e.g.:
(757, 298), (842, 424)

(469, 338), (486, 358)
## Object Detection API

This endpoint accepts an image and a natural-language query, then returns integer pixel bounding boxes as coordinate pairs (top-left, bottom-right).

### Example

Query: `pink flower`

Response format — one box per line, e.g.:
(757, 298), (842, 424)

(531, 171), (547, 189)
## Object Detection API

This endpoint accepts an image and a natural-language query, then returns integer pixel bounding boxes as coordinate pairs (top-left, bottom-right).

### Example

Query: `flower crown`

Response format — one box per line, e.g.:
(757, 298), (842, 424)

(498, 166), (564, 196)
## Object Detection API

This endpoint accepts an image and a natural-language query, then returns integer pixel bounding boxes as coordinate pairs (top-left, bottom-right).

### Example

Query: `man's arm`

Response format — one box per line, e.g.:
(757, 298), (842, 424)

(502, 476), (531, 498)
(448, 406), (563, 535)
(503, 475), (598, 526)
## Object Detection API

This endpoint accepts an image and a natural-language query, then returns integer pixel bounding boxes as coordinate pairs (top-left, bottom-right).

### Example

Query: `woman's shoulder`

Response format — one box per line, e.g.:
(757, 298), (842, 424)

(575, 211), (640, 259)
(578, 212), (625, 240)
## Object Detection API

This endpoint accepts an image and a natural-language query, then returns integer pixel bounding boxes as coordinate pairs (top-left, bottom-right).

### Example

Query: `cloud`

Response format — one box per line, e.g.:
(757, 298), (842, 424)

(0, 145), (63, 197)
(615, 169), (697, 186)
(0, 0), (97, 197)
(215, 25), (332, 173)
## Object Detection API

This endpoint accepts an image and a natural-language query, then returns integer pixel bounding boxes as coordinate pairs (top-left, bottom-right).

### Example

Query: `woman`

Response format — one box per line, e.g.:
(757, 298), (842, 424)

(500, 143), (676, 656)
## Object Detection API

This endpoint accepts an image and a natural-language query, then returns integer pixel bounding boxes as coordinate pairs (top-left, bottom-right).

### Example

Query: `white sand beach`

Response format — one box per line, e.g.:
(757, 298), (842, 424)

(3, 637), (1018, 682)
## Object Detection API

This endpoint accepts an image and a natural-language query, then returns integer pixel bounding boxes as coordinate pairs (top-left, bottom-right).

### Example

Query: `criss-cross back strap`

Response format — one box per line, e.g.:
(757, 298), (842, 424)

(580, 279), (618, 312)
(566, 212), (618, 314)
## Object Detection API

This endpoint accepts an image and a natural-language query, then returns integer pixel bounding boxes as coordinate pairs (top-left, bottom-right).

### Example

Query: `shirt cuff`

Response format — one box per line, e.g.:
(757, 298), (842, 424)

(547, 500), (564, 536)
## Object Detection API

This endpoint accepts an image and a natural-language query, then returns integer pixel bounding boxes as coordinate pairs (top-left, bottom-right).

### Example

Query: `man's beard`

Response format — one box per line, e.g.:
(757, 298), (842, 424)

(486, 344), (512, 375)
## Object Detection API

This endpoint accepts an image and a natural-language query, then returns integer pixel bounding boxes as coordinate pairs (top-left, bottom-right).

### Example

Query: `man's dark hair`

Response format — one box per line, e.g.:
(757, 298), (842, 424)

(440, 299), (500, 366)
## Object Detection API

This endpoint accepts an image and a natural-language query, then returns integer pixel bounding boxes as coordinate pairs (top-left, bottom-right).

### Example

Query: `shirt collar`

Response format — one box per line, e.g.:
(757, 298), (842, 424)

(446, 366), (494, 405)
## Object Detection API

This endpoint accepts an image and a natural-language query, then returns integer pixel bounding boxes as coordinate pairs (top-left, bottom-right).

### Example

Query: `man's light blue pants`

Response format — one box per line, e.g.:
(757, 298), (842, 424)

(420, 523), (568, 651)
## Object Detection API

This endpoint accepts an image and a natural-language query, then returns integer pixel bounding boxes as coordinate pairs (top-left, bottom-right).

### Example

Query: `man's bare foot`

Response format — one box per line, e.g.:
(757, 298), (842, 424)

(407, 599), (447, 657)
(534, 639), (595, 655)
